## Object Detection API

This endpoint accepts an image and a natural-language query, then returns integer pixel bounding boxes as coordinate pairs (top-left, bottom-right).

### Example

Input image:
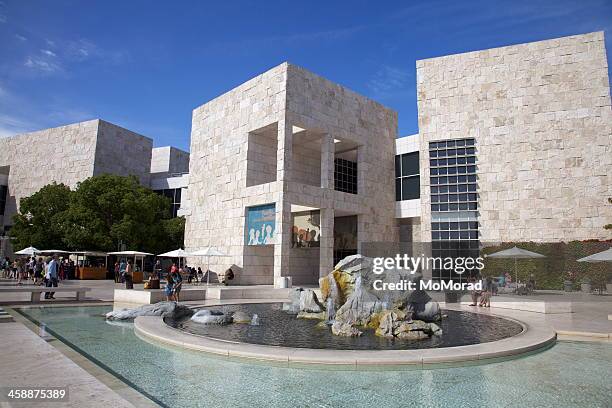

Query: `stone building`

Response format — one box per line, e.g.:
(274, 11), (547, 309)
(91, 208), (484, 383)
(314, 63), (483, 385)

(185, 63), (398, 285)
(1, 31), (610, 284)
(0, 119), (189, 257)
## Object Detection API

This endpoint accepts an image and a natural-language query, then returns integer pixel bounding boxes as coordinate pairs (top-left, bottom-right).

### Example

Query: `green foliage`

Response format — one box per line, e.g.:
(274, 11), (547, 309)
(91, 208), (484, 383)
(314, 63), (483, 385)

(9, 183), (72, 250)
(481, 240), (612, 290)
(11, 175), (184, 254)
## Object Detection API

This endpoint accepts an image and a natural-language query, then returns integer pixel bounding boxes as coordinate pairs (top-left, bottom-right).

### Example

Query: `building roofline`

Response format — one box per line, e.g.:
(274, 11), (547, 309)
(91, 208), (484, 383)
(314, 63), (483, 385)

(416, 31), (605, 65)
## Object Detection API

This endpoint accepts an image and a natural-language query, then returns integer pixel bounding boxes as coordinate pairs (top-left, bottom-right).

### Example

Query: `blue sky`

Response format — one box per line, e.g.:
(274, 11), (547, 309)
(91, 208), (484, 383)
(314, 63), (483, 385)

(1, 0), (611, 151)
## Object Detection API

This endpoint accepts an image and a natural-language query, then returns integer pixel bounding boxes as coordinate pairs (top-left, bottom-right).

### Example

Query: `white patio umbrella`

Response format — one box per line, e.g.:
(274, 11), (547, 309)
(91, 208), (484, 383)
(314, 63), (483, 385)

(577, 248), (612, 263)
(191, 247), (230, 285)
(38, 249), (70, 255)
(14, 246), (40, 256)
(487, 246), (546, 285)
(157, 249), (193, 269)
(107, 251), (153, 273)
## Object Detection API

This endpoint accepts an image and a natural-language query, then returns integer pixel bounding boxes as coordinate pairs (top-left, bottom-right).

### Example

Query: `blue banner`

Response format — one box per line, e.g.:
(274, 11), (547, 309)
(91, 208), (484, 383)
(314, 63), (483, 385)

(245, 203), (276, 245)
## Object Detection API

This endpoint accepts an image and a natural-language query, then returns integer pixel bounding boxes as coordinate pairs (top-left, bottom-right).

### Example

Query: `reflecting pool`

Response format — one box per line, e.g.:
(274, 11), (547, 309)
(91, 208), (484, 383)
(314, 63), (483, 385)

(18, 306), (612, 408)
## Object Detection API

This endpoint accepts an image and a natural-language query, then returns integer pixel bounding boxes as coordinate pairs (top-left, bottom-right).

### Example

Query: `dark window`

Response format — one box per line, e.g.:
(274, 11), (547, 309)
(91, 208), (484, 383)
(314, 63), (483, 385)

(154, 188), (182, 218)
(395, 152), (420, 201)
(334, 158), (358, 194)
(0, 185), (6, 216)
(401, 152), (419, 176)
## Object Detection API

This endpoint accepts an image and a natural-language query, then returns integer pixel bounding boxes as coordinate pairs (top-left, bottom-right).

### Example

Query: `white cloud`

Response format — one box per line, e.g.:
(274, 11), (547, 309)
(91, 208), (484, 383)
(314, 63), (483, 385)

(15, 34), (27, 41)
(367, 65), (412, 99)
(41, 49), (57, 57)
(0, 14), (6, 24)
(24, 56), (61, 73)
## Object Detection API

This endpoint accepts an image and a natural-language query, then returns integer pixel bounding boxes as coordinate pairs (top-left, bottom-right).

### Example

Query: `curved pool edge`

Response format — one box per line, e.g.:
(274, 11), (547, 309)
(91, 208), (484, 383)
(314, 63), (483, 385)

(133, 305), (557, 368)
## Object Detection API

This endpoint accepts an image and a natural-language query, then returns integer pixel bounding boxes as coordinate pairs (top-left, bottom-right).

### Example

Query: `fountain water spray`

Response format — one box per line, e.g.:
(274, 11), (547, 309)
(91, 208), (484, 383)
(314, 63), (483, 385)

(250, 314), (260, 326)
(325, 297), (335, 324)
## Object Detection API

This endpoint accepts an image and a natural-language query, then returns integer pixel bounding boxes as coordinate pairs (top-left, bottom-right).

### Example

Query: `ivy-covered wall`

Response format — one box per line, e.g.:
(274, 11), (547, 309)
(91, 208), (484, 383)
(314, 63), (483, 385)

(481, 241), (611, 290)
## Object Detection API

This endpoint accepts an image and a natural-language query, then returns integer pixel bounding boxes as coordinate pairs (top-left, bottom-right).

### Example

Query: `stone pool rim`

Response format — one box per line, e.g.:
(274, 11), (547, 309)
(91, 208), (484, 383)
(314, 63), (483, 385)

(134, 301), (557, 367)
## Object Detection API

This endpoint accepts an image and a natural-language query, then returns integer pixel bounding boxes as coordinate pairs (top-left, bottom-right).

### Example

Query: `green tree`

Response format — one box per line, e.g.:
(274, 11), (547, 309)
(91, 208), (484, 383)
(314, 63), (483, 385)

(61, 174), (177, 252)
(9, 183), (72, 250)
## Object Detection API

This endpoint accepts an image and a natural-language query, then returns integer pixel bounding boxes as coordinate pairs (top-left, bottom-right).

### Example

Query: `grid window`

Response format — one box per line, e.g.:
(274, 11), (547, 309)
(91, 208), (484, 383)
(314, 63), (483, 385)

(334, 158), (358, 194)
(395, 152), (420, 200)
(428, 138), (479, 283)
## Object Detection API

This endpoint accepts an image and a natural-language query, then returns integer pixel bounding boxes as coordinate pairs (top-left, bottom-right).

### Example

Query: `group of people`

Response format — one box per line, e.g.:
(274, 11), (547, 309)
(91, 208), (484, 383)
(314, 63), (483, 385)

(1, 255), (63, 299)
(113, 260), (138, 284)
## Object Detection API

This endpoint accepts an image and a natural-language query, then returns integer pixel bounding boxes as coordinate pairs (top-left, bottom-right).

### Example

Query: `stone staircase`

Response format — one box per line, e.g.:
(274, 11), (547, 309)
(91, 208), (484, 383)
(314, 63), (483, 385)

(0, 307), (14, 323)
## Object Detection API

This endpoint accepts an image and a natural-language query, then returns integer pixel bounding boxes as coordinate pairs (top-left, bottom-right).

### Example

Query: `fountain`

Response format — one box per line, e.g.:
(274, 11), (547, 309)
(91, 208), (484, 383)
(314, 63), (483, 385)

(161, 254), (525, 352)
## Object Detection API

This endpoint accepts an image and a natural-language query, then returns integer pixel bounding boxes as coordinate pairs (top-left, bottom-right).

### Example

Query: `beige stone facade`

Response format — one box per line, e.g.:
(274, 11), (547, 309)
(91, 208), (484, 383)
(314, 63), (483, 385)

(416, 31), (612, 243)
(185, 63), (397, 285)
(0, 119), (153, 232)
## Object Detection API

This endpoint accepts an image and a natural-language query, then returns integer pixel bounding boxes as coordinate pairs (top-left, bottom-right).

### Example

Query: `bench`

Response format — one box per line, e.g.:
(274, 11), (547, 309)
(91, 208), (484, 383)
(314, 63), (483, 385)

(0, 287), (91, 302)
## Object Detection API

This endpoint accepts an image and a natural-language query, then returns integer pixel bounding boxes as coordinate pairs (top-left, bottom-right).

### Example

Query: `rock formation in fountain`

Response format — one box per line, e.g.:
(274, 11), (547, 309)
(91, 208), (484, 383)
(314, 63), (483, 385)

(282, 288), (303, 314)
(105, 301), (193, 321)
(190, 309), (232, 325)
(331, 321), (362, 337)
(313, 254), (443, 338)
(231, 311), (252, 324)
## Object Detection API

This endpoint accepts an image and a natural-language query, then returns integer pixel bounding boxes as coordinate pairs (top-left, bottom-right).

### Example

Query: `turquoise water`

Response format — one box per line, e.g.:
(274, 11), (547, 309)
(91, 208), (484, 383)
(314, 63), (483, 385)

(19, 306), (612, 408)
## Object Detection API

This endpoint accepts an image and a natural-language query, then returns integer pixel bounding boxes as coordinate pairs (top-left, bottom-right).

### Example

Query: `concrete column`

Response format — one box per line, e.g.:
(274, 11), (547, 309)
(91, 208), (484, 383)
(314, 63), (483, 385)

(273, 199), (292, 287)
(320, 134), (334, 189)
(319, 207), (334, 277)
(356, 144), (366, 195)
(276, 119), (293, 183)
(356, 213), (367, 255)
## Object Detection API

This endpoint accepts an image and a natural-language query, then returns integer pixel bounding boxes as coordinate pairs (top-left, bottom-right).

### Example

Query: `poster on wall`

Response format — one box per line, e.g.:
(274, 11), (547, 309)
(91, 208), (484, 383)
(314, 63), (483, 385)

(245, 203), (276, 245)
(292, 211), (320, 248)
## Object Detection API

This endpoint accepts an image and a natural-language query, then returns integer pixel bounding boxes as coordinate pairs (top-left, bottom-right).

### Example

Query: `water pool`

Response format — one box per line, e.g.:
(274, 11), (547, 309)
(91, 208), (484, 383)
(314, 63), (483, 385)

(18, 306), (612, 408)
(165, 303), (523, 350)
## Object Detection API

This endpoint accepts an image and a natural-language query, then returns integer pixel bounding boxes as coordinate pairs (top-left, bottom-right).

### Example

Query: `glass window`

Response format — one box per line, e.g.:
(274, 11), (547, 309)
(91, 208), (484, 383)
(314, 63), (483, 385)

(401, 176), (420, 200)
(395, 179), (401, 201)
(395, 155), (401, 178)
(401, 152), (419, 176)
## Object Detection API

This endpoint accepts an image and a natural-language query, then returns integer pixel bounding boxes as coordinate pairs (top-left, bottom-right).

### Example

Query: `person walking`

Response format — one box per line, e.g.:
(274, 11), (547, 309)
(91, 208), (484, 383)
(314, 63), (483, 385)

(119, 259), (127, 283)
(153, 260), (162, 280)
(124, 260), (134, 289)
(44, 256), (59, 299)
(114, 262), (120, 283)
(479, 276), (492, 307)
(27, 257), (35, 281)
(34, 257), (44, 285)
(165, 270), (175, 301)
(16, 259), (24, 285)
(172, 269), (183, 302)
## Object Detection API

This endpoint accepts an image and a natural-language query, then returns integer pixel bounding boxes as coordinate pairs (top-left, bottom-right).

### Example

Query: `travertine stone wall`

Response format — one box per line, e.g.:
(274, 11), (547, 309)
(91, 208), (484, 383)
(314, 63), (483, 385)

(417, 32), (612, 242)
(0, 120), (99, 228)
(150, 146), (190, 175)
(285, 64), (398, 246)
(186, 63), (288, 285)
(94, 120), (153, 186)
(186, 62), (398, 284)
(0, 119), (154, 232)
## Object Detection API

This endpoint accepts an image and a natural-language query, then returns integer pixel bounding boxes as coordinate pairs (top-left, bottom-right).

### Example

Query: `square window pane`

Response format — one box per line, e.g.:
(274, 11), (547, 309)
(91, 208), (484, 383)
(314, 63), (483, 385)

(402, 176), (420, 200)
(402, 152), (419, 176)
